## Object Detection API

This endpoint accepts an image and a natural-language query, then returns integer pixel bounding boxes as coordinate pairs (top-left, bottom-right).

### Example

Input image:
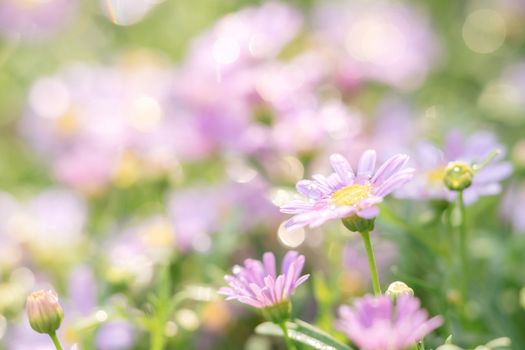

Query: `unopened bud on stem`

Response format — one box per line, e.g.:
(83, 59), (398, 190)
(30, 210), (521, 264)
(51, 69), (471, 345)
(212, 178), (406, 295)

(386, 281), (414, 300)
(443, 161), (474, 191)
(26, 290), (64, 335)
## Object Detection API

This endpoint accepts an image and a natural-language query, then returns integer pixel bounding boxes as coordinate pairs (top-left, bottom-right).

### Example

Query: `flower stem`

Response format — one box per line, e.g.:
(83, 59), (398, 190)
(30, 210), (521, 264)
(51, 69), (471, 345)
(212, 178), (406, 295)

(279, 322), (297, 350)
(49, 332), (63, 350)
(361, 230), (382, 296)
(457, 191), (468, 300)
(151, 322), (166, 350)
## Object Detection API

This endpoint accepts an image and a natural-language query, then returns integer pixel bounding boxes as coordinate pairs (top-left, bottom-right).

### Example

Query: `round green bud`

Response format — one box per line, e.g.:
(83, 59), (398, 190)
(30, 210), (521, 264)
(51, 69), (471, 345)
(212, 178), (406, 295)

(385, 281), (414, 300)
(443, 161), (474, 191)
(26, 290), (64, 335)
(342, 215), (375, 233)
(260, 300), (291, 324)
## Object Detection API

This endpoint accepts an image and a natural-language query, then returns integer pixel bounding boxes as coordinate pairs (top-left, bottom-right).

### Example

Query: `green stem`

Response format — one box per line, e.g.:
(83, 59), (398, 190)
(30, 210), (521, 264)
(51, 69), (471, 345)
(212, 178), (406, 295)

(279, 322), (297, 350)
(457, 191), (468, 300)
(361, 230), (382, 295)
(49, 332), (63, 350)
(472, 149), (500, 172)
(151, 325), (165, 350)
(445, 203), (455, 265)
(150, 262), (173, 350)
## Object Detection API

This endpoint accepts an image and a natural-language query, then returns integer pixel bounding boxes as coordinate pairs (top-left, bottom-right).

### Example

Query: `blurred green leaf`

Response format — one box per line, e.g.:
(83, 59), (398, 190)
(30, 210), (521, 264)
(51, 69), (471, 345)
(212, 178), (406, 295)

(255, 319), (353, 350)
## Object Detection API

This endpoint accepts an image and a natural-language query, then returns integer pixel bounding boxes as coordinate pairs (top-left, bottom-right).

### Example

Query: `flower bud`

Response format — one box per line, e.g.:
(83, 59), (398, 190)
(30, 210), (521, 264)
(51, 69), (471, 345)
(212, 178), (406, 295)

(26, 290), (64, 334)
(443, 161), (474, 191)
(342, 215), (375, 233)
(386, 281), (414, 300)
(260, 300), (291, 324)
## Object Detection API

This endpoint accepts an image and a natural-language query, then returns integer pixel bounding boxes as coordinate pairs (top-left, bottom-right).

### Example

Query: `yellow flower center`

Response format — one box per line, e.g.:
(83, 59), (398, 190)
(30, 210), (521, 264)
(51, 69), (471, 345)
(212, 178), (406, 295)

(54, 111), (78, 136)
(331, 183), (371, 207)
(426, 167), (446, 184)
(141, 220), (174, 248)
(113, 152), (141, 188)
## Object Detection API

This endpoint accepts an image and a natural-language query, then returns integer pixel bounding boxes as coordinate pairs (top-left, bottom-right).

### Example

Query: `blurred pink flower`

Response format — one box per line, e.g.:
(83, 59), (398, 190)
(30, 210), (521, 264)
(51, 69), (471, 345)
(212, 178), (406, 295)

(20, 61), (193, 192)
(0, 0), (77, 41)
(501, 182), (525, 233)
(0, 189), (87, 255)
(168, 179), (278, 252)
(398, 130), (513, 204)
(96, 321), (136, 350)
(104, 215), (174, 286)
(314, 0), (439, 90)
(175, 3), (356, 157)
(337, 295), (442, 350)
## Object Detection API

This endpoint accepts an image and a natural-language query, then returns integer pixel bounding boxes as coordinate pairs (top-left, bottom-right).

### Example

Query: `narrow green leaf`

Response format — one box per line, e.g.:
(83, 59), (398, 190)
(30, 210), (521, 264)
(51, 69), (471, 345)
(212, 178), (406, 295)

(255, 319), (353, 350)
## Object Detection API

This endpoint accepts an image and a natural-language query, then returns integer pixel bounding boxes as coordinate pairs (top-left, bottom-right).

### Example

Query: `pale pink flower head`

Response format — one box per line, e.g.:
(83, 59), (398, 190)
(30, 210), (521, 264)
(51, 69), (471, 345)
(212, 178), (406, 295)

(501, 182), (525, 233)
(337, 295), (443, 350)
(0, 0), (77, 41)
(280, 150), (414, 230)
(398, 130), (513, 205)
(20, 61), (188, 192)
(314, 0), (439, 90)
(219, 251), (309, 309)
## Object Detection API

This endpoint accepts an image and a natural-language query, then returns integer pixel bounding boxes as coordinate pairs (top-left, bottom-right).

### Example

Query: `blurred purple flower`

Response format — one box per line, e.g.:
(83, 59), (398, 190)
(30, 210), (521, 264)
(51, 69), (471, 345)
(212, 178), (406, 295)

(24, 189), (87, 247)
(176, 1), (303, 111)
(67, 265), (97, 317)
(20, 61), (185, 192)
(369, 97), (419, 156)
(501, 182), (525, 233)
(0, 193), (24, 269)
(219, 251), (309, 308)
(172, 2), (351, 157)
(280, 150), (414, 230)
(104, 216), (174, 286)
(184, 1), (302, 70)
(168, 186), (226, 252)
(96, 320), (136, 350)
(0, 188), (87, 258)
(314, 0), (439, 90)
(0, 0), (77, 41)
(7, 316), (57, 350)
(337, 295), (442, 350)
(227, 179), (280, 230)
(168, 179), (278, 252)
(398, 130), (513, 204)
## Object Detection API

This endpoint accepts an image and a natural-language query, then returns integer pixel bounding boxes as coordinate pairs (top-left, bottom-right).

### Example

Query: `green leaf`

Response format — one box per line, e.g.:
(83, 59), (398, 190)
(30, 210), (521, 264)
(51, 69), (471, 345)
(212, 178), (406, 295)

(255, 319), (353, 350)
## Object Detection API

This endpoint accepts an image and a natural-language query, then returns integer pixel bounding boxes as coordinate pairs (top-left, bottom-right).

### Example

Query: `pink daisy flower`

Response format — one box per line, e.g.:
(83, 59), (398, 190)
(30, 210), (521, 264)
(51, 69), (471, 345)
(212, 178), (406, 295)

(337, 295), (443, 350)
(280, 150), (414, 230)
(219, 251), (309, 309)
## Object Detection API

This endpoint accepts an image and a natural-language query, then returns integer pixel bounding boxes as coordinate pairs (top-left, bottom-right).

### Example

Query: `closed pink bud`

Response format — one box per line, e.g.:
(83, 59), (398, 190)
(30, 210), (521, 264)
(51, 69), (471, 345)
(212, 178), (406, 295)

(26, 290), (64, 334)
